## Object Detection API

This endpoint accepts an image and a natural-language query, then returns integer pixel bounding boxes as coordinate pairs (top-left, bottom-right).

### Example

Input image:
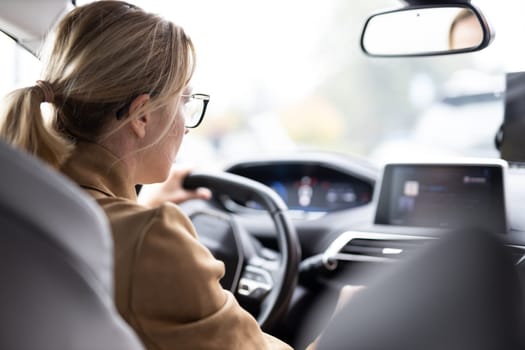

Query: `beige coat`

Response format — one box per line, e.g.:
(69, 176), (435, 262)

(62, 142), (293, 350)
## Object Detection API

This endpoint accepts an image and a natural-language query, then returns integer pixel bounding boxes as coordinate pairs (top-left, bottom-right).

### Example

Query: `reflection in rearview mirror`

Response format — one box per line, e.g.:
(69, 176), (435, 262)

(449, 9), (484, 50)
(361, 6), (492, 57)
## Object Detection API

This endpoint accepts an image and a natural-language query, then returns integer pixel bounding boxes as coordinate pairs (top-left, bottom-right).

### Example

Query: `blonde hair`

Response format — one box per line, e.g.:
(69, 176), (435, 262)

(0, 1), (195, 168)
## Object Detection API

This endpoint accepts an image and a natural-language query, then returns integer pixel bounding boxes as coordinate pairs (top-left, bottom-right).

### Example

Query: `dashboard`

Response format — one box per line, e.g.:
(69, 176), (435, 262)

(220, 155), (525, 258)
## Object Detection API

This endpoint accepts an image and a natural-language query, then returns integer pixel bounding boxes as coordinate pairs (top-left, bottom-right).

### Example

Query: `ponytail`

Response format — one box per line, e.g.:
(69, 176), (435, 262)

(0, 84), (73, 168)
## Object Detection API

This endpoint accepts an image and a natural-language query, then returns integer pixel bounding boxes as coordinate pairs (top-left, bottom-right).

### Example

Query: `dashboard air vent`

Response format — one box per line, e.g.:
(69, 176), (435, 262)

(322, 231), (431, 267)
(341, 238), (427, 260)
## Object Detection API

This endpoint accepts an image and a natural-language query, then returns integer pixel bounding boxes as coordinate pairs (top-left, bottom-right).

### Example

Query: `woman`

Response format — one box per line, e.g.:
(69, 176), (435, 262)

(0, 1), (292, 349)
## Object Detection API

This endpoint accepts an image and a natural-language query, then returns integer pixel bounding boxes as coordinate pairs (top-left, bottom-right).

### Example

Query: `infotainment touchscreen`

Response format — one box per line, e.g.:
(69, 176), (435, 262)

(374, 163), (507, 233)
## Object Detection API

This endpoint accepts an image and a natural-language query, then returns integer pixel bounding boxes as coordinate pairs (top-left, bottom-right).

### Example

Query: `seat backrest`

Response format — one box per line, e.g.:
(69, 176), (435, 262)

(315, 229), (523, 350)
(0, 140), (144, 350)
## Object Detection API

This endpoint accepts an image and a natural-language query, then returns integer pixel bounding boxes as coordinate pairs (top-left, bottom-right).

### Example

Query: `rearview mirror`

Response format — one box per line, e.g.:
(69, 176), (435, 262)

(361, 4), (493, 57)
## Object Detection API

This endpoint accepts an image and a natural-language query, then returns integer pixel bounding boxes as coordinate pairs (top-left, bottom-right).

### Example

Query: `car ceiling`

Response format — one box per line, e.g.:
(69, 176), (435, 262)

(0, 0), (73, 54)
(403, 0), (472, 4)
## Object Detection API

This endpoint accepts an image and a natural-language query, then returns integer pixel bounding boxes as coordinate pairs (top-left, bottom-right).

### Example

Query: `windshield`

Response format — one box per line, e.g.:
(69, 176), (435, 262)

(4, 0), (525, 167)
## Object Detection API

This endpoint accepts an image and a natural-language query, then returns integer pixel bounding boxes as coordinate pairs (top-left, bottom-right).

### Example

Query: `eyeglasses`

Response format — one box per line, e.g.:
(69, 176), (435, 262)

(115, 93), (210, 127)
(181, 93), (210, 128)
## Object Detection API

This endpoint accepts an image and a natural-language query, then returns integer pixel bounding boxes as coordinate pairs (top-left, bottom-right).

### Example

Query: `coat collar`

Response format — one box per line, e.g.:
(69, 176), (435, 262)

(61, 141), (137, 201)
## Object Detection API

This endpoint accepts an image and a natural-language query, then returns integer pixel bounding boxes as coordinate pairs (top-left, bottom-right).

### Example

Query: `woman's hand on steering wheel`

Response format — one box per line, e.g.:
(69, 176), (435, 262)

(138, 164), (212, 208)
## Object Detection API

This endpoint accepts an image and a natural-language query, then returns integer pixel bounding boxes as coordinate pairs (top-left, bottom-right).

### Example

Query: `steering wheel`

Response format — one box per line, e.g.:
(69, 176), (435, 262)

(183, 171), (300, 331)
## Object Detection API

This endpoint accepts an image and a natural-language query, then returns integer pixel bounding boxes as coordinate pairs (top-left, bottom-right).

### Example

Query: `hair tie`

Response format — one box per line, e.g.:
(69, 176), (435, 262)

(35, 80), (55, 104)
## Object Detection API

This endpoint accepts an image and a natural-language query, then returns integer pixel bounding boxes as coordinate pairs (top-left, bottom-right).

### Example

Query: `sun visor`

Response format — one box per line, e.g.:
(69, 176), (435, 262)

(0, 0), (73, 55)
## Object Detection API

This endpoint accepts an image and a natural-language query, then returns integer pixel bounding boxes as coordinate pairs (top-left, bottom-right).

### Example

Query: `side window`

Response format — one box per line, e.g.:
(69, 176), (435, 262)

(0, 31), (41, 98)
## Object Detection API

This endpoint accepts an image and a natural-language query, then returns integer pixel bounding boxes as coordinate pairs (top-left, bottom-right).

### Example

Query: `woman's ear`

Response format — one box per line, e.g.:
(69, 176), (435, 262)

(129, 94), (151, 139)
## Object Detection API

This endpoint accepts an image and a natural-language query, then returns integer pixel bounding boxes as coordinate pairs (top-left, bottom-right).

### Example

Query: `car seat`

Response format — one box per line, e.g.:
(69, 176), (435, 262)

(315, 229), (523, 350)
(0, 140), (144, 350)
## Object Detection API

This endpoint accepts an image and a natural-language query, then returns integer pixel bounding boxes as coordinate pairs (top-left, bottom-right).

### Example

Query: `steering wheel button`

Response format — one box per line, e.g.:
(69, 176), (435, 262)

(251, 287), (269, 299)
(245, 271), (256, 280)
(254, 274), (267, 283)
